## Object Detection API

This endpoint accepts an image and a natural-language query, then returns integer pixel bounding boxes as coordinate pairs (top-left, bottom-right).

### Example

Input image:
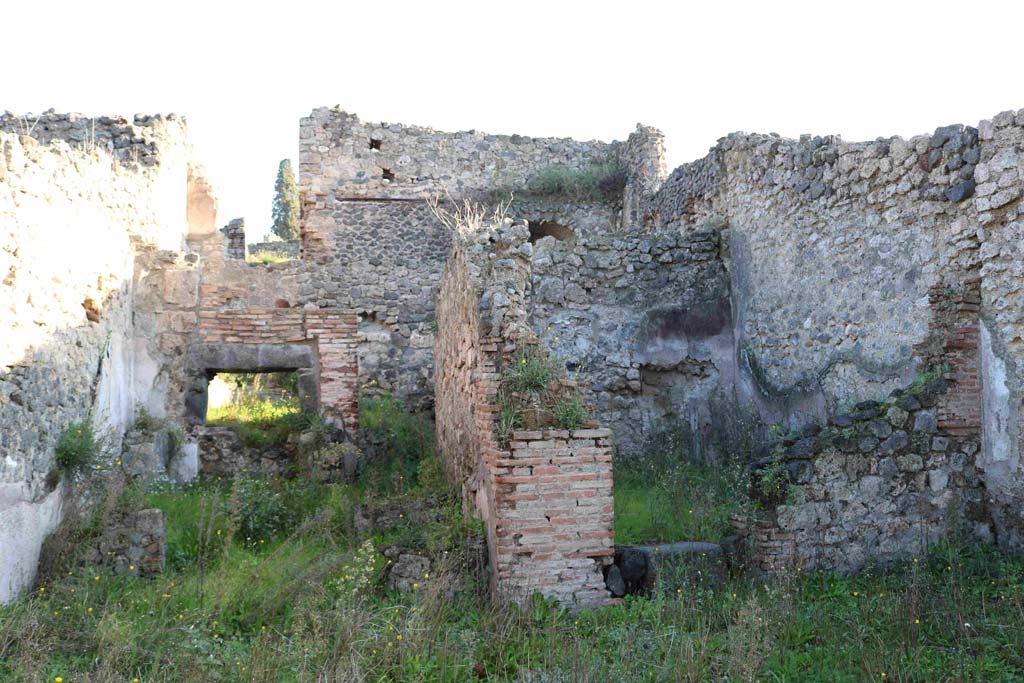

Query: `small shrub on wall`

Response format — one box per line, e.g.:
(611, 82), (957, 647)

(55, 419), (98, 473)
(494, 344), (593, 445)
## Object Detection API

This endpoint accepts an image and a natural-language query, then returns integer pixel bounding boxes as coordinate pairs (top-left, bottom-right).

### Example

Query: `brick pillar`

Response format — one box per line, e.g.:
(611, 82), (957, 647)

(305, 310), (360, 432)
(917, 277), (983, 435)
(489, 428), (616, 609)
(220, 218), (246, 260)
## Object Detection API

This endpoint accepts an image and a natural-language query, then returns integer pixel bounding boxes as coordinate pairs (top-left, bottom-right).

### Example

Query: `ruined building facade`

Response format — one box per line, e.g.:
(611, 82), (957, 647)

(2, 105), (1023, 606)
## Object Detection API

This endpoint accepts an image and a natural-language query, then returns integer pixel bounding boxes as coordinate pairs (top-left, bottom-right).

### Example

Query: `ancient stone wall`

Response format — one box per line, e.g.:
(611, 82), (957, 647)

(741, 382), (985, 573)
(0, 115), (192, 602)
(188, 232), (360, 431)
(973, 111), (1024, 550)
(643, 109), (1024, 553)
(298, 108), (631, 409)
(529, 228), (731, 456)
(299, 199), (448, 408)
(435, 218), (616, 608)
(299, 107), (619, 201)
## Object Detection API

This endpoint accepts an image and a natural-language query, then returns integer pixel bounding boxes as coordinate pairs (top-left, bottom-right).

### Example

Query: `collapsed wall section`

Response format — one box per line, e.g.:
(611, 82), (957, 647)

(298, 108), (627, 410)
(435, 218), (615, 608)
(0, 113), (192, 602)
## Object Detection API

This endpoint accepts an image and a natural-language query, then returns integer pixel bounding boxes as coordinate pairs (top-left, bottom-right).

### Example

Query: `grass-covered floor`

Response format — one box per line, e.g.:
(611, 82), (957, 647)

(2, 400), (1023, 682)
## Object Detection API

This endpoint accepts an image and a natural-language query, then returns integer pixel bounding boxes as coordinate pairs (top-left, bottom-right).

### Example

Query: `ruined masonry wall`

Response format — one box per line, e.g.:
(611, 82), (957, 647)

(299, 109), (627, 410)
(299, 107), (618, 200)
(194, 244), (360, 431)
(300, 200), (446, 409)
(435, 221), (615, 608)
(647, 109), (1024, 551)
(529, 228), (731, 456)
(0, 117), (192, 603)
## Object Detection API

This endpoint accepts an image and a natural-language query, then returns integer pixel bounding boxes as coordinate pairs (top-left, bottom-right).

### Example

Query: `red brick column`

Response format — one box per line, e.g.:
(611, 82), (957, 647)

(489, 428), (615, 608)
(306, 310), (360, 431)
(916, 278), (983, 435)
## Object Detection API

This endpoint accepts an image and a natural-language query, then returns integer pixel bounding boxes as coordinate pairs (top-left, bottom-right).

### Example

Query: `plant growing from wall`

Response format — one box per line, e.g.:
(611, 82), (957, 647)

(504, 347), (556, 393)
(553, 393), (589, 431)
(754, 459), (790, 506)
(523, 162), (627, 201)
(494, 344), (592, 445)
(55, 419), (98, 474)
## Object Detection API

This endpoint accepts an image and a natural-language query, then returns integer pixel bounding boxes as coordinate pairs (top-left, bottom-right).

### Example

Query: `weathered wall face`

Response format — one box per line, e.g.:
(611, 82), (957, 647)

(974, 112), (1024, 550)
(300, 199), (448, 408)
(0, 114), (192, 602)
(648, 129), (980, 418)
(644, 109), (1024, 553)
(298, 108), (630, 410)
(434, 219), (616, 608)
(187, 232), (360, 432)
(529, 227), (731, 455)
(299, 107), (618, 200)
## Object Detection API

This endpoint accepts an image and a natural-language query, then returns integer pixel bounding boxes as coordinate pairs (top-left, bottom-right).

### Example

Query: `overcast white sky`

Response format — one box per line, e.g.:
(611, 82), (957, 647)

(5, 0), (1023, 240)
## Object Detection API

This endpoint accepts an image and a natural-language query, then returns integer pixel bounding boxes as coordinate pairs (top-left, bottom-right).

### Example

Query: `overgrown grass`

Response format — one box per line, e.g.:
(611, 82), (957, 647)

(614, 422), (755, 545)
(206, 397), (303, 447)
(359, 393), (434, 466)
(524, 162), (627, 201)
(4, 508), (1023, 682)
(6, 403), (1024, 682)
(245, 252), (293, 265)
(614, 458), (752, 544)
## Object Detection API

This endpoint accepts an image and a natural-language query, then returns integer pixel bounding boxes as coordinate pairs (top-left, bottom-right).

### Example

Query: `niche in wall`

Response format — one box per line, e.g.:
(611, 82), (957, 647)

(528, 220), (574, 244)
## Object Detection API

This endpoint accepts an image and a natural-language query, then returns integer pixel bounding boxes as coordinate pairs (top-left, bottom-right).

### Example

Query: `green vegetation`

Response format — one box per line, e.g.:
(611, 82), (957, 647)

(524, 161), (627, 201)
(359, 392), (434, 464)
(3, 399), (1024, 681)
(245, 251), (292, 265)
(703, 213), (729, 230)
(206, 397), (303, 448)
(54, 419), (99, 473)
(270, 158), (300, 241)
(909, 362), (951, 394)
(614, 459), (752, 545)
(503, 347), (556, 394)
(551, 393), (588, 431)
(495, 346), (592, 443)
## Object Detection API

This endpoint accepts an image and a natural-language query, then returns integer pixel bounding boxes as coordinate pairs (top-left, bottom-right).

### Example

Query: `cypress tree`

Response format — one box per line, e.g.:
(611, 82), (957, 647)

(271, 158), (300, 240)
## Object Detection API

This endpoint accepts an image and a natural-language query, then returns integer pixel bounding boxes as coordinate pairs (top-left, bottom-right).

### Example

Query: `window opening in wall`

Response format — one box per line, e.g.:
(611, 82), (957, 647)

(369, 138), (382, 150)
(528, 220), (574, 243)
(381, 168), (395, 181)
(205, 371), (301, 445)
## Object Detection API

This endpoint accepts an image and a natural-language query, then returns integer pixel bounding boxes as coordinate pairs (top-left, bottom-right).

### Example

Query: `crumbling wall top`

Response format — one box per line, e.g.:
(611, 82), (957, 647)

(299, 106), (623, 200)
(0, 110), (189, 167)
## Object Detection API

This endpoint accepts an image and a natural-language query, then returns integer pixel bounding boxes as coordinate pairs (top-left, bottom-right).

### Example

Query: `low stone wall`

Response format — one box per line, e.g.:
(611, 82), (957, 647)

(248, 240), (299, 260)
(492, 429), (615, 607)
(741, 380), (985, 573)
(84, 508), (166, 577)
(193, 426), (294, 478)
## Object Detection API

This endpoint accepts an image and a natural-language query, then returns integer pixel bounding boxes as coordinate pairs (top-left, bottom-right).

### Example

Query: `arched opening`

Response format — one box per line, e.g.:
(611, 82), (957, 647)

(528, 220), (574, 244)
